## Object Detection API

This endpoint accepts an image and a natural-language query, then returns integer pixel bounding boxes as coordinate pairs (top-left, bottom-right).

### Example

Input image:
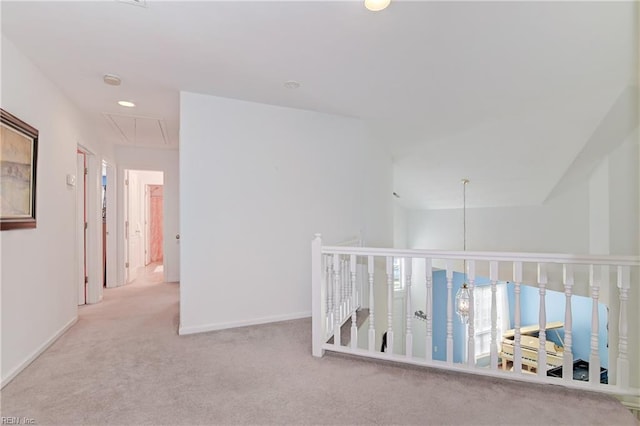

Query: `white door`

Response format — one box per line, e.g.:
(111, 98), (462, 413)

(77, 152), (86, 305)
(105, 162), (117, 287)
(126, 171), (142, 282)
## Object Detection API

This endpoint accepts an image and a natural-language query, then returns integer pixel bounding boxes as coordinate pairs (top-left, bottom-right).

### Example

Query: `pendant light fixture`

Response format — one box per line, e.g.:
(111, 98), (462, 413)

(456, 179), (470, 324)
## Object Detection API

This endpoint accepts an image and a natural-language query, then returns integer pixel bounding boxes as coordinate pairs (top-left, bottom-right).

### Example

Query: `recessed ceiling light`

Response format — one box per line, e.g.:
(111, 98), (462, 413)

(284, 80), (301, 89)
(364, 0), (391, 12)
(103, 74), (121, 86)
(118, 100), (136, 108)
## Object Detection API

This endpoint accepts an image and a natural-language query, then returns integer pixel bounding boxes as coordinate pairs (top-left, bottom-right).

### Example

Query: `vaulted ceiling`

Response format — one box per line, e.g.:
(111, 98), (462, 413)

(2, 1), (637, 208)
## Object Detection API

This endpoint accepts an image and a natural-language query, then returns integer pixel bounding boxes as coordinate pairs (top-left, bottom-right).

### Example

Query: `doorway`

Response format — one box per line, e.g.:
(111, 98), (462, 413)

(124, 169), (164, 283)
(77, 150), (87, 305)
(102, 161), (117, 288)
(147, 185), (164, 265)
(76, 147), (102, 304)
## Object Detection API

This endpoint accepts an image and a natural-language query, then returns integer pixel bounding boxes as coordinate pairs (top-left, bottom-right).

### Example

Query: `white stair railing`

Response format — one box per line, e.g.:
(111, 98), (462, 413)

(313, 235), (364, 345)
(311, 234), (640, 398)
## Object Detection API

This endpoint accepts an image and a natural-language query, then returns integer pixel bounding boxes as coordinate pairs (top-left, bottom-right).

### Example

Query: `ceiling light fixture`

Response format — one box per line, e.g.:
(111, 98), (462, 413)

(118, 100), (136, 108)
(103, 74), (122, 86)
(284, 80), (301, 89)
(455, 178), (471, 324)
(364, 0), (391, 12)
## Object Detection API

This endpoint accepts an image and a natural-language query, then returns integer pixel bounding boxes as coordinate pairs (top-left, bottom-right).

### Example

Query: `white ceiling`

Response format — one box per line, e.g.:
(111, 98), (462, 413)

(1, 1), (637, 209)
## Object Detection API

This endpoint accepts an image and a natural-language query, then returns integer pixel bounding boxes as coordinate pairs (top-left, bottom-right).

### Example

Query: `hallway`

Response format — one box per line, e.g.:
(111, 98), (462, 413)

(1, 266), (181, 424)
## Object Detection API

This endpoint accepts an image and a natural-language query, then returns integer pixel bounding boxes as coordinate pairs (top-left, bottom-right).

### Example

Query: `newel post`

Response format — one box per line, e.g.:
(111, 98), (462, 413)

(311, 234), (324, 357)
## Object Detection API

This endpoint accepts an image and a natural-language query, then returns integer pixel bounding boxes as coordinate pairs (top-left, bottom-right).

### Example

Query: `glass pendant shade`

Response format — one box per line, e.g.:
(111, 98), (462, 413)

(456, 283), (470, 324)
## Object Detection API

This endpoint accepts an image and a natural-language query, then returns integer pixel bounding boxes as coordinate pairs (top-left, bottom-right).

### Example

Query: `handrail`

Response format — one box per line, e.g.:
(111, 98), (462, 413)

(321, 246), (640, 267)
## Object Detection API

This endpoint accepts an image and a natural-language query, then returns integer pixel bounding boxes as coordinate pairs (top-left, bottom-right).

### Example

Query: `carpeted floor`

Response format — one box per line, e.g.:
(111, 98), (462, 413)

(1, 266), (637, 425)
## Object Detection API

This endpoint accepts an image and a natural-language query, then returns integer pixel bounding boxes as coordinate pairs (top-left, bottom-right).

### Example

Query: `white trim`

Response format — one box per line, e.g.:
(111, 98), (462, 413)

(321, 246), (639, 266)
(178, 311), (311, 336)
(619, 399), (640, 420)
(323, 344), (640, 397)
(1, 316), (77, 389)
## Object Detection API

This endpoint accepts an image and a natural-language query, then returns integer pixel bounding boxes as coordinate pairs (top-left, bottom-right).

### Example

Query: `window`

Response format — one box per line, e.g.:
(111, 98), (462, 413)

(473, 282), (509, 360)
(393, 258), (405, 292)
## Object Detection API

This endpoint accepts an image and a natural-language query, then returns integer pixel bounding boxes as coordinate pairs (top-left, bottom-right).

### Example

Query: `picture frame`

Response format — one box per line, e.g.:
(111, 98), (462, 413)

(1, 109), (39, 230)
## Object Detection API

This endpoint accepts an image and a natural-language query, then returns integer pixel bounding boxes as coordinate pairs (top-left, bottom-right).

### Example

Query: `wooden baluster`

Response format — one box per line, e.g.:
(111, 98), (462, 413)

(405, 257), (413, 357)
(489, 261), (498, 370)
(346, 258), (352, 312)
(333, 254), (342, 347)
(326, 254), (333, 333)
(589, 265), (601, 385)
(350, 254), (358, 350)
(342, 259), (348, 319)
(562, 264), (574, 382)
(537, 263), (548, 377)
(425, 258), (433, 362)
(467, 260), (476, 366)
(367, 256), (376, 352)
(311, 234), (324, 357)
(616, 266), (630, 390)
(513, 262), (523, 374)
(446, 260), (454, 364)
(336, 259), (341, 323)
(386, 256), (394, 354)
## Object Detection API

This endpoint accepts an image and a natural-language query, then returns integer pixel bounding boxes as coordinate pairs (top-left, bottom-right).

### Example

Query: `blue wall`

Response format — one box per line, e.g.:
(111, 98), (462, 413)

(511, 283), (609, 367)
(430, 271), (608, 366)
(431, 270), (490, 362)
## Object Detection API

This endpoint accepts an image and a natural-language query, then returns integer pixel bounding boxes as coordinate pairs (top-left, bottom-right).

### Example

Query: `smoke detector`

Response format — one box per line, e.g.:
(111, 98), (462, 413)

(284, 80), (301, 89)
(103, 74), (122, 86)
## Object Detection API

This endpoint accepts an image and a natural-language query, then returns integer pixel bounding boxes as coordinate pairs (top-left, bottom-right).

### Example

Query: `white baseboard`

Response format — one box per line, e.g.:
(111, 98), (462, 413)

(619, 398), (640, 421)
(1, 316), (77, 389)
(178, 311), (311, 336)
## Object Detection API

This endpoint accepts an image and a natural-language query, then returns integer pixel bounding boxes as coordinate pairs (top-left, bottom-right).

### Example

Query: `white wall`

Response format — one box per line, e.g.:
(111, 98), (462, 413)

(1, 36), (113, 386)
(608, 135), (639, 256)
(179, 92), (393, 334)
(408, 179), (590, 254)
(133, 170), (164, 187)
(393, 203), (408, 249)
(115, 147), (179, 283)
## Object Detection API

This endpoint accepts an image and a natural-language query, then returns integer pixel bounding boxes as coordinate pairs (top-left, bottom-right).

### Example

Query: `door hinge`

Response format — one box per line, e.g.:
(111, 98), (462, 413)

(85, 276), (88, 284)
(84, 167), (88, 176)
(125, 179), (129, 185)
(125, 262), (129, 268)
(84, 222), (88, 230)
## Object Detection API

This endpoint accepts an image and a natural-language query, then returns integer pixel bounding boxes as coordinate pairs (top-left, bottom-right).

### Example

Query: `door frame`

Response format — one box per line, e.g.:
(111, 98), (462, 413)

(103, 160), (118, 288)
(77, 145), (103, 304)
(77, 150), (87, 305)
(117, 167), (169, 286)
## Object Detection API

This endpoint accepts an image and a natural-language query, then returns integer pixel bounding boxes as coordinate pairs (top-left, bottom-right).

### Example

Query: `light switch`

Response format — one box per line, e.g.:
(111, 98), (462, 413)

(67, 174), (76, 186)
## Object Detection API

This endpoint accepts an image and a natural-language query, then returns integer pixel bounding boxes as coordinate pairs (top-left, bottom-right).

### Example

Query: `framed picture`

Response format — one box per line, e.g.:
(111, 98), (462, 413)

(1, 109), (38, 230)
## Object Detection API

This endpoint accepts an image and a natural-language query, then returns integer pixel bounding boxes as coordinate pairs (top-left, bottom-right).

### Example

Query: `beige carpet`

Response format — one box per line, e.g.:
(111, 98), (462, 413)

(1, 270), (637, 425)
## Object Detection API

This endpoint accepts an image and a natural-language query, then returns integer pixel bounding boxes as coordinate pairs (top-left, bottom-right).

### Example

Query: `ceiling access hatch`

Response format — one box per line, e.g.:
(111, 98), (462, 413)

(103, 113), (170, 146)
